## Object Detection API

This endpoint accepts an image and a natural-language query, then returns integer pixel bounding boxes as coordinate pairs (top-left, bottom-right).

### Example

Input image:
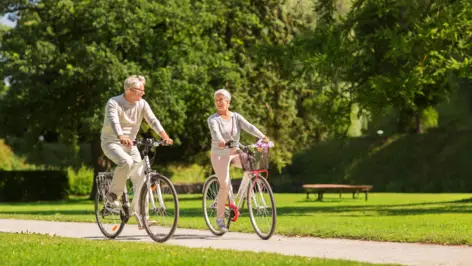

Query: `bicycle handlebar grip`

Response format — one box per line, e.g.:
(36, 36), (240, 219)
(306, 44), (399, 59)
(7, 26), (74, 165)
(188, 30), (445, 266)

(225, 140), (237, 148)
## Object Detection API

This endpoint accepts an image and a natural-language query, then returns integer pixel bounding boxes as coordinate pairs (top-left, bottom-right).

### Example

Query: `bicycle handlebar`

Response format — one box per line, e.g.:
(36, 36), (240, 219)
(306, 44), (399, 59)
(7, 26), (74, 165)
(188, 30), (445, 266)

(224, 139), (274, 149)
(134, 138), (171, 148)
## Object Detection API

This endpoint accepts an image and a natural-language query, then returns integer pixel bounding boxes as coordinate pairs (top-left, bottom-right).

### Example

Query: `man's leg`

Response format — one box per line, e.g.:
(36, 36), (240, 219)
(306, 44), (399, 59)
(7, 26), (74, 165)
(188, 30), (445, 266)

(128, 146), (145, 216)
(127, 146), (154, 229)
(102, 143), (134, 203)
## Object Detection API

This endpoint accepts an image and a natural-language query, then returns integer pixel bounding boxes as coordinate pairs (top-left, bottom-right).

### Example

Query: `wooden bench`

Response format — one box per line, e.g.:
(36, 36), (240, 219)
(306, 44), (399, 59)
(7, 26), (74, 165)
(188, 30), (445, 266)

(302, 184), (373, 201)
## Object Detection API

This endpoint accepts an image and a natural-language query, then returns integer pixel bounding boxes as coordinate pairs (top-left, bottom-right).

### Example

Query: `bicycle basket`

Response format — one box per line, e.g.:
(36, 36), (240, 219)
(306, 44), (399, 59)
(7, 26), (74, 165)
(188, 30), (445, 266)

(238, 147), (270, 171)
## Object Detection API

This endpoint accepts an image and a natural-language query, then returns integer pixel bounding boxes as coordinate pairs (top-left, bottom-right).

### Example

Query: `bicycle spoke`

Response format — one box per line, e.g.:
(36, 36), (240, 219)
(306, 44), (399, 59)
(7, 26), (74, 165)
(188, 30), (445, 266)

(247, 176), (276, 240)
(95, 173), (125, 238)
(141, 175), (178, 242)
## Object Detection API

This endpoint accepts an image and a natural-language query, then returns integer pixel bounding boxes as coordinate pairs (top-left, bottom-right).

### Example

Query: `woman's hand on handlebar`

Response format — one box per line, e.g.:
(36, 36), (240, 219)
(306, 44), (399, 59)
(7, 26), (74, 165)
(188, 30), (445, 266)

(262, 137), (271, 143)
(218, 140), (225, 148)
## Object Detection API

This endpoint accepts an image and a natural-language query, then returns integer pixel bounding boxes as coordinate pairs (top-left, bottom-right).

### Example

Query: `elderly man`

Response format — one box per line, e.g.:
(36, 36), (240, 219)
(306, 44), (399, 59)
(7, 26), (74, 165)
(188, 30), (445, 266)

(100, 75), (173, 229)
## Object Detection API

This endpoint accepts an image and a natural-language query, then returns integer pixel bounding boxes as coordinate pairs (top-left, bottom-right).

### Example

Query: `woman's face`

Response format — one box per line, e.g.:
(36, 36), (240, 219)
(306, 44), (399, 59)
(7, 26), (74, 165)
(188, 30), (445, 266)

(214, 94), (230, 112)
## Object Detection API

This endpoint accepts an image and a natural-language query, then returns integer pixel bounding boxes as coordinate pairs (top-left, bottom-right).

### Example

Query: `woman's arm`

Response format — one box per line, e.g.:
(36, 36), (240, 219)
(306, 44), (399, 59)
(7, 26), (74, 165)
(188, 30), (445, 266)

(236, 113), (266, 139)
(208, 116), (225, 147)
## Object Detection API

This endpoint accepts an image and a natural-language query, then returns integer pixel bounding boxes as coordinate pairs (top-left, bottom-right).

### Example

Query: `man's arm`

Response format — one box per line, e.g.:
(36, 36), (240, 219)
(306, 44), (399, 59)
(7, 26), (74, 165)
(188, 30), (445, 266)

(106, 99), (124, 137)
(143, 101), (173, 144)
(106, 99), (133, 146)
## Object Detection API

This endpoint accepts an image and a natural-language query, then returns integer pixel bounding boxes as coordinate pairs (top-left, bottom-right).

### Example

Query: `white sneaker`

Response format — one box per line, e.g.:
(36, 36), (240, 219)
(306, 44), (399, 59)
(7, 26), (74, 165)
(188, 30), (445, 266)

(138, 220), (157, 230)
(216, 218), (228, 232)
(105, 192), (120, 208)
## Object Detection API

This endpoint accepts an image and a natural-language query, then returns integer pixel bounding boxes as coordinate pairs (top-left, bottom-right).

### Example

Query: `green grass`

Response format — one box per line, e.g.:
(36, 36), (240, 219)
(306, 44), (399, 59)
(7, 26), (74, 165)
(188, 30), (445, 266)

(1, 193), (472, 245)
(0, 232), (386, 266)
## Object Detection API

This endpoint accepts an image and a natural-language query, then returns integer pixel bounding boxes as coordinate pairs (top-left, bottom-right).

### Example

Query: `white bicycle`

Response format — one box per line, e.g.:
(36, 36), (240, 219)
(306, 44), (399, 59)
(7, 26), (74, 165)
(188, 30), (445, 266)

(202, 140), (277, 240)
(94, 138), (179, 242)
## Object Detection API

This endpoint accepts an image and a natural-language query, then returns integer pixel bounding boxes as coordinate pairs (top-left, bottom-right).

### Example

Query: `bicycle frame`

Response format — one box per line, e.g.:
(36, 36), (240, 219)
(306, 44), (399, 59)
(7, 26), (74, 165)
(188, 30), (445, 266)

(226, 169), (269, 222)
(121, 142), (168, 227)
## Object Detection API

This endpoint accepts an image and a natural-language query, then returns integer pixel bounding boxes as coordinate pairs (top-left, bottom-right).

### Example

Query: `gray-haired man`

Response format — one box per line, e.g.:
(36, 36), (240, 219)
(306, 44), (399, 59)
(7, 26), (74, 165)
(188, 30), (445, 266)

(100, 75), (173, 229)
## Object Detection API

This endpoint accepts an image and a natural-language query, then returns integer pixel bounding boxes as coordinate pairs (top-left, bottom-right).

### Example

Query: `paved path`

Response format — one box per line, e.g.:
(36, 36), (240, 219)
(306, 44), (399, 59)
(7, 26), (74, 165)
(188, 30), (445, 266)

(0, 219), (471, 265)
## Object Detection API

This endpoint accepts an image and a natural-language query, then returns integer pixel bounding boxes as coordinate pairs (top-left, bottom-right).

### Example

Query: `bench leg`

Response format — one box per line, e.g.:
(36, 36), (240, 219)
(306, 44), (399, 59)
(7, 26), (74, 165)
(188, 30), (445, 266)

(365, 191), (368, 201)
(353, 190), (360, 199)
(339, 190), (342, 199)
(306, 192), (310, 200)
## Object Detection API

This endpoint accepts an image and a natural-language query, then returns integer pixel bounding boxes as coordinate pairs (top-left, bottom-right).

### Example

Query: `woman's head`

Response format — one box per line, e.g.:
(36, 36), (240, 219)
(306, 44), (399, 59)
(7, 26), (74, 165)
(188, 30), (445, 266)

(214, 88), (231, 113)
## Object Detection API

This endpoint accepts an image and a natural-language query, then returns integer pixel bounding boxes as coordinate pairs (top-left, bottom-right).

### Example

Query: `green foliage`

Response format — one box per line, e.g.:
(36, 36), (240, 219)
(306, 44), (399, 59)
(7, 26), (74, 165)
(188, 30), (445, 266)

(288, 123), (472, 192)
(2, 0), (472, 175)
(0, 139), (25, 170)
(67, 165), (93, 196)
(297, 0), (472, 133)
(0, 170), (69, 201)
(0, 0), (317, 172)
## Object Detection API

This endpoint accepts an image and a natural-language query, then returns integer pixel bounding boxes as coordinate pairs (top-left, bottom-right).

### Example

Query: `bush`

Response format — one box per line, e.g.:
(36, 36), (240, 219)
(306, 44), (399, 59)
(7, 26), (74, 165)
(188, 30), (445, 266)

(0, 170), (69, 201)
(285, 126), (472, 193)
(0, 139), (36, 170)
(68, 165), (93, 196)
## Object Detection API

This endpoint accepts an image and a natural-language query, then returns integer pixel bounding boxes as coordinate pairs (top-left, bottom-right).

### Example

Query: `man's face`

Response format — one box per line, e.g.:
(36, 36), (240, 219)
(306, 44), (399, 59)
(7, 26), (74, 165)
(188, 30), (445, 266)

(127, 83), (145, 103)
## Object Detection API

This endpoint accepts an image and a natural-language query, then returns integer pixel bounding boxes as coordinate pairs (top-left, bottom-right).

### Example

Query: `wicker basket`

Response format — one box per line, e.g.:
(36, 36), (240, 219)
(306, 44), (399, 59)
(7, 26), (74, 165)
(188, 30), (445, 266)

(238, 148), (270, 171)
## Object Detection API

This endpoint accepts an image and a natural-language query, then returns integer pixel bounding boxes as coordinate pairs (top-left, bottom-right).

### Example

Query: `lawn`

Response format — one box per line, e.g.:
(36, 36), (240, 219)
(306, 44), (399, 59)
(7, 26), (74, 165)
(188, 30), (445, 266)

(1, 193), (472, 245)
(0, 232), (390, 266)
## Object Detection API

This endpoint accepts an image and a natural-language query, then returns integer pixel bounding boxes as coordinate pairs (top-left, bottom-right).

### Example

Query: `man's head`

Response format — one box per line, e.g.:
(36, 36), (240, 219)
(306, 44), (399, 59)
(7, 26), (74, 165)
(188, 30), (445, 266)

(123, 75), (146, 103)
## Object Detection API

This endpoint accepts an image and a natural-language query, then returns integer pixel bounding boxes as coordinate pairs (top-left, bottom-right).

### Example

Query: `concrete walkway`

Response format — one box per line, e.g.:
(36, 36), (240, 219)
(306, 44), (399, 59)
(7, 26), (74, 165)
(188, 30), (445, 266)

(0, 219), (471, 266)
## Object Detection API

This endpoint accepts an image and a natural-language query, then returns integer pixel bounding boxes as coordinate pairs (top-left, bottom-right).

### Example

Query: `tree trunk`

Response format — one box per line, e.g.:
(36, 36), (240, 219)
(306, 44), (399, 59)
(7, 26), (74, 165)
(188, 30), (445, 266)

(415, 111), (423, 134)
(89, 134), (111, 200)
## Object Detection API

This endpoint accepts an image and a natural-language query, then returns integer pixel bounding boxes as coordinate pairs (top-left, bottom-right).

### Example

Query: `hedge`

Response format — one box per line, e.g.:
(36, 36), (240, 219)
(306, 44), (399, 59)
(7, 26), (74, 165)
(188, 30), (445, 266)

(0, 170), (69, 201)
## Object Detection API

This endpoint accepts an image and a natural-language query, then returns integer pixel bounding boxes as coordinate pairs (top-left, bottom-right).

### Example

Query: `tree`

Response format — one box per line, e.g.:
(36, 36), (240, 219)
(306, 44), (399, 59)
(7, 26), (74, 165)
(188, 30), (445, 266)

(0, 0), (317, 197)
(301, 0), (472, 134)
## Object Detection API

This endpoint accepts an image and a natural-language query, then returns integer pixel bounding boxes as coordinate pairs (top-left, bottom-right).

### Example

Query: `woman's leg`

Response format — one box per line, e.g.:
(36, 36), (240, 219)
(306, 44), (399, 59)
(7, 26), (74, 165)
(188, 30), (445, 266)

(230, 154), (251, 198)
(211, 153), (232, 219)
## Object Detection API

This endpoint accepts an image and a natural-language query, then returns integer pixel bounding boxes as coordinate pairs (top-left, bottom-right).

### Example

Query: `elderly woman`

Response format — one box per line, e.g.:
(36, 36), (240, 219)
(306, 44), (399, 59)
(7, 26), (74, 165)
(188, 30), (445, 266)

(207, 88), (271, 232)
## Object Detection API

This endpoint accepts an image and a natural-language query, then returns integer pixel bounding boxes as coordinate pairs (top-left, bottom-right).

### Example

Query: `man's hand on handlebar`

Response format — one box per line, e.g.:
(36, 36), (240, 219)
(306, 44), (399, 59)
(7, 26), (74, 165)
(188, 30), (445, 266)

(163, 138), (174, 145)
(119, 135), (133, 147)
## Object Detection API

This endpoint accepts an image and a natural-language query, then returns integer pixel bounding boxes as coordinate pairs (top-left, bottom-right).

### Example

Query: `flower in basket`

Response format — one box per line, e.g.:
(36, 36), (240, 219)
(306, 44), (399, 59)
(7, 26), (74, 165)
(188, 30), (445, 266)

(255, 139), (274, 152)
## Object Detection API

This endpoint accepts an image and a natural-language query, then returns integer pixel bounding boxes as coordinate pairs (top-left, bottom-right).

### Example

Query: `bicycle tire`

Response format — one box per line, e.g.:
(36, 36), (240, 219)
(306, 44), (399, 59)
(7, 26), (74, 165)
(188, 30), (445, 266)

(203, 175), (234, 236)
(247, 175), (277, 240)
(139, 173), (179, 243)
(94, 173), (126, 239)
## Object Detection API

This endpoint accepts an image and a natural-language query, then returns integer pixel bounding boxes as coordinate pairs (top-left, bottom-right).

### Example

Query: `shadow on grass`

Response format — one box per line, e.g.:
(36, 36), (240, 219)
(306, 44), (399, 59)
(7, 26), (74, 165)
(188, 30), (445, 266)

(177, 195), (202, 202)
(84, 233), (221, 241)
(2, 195), (472, 218)
(0, 197), (92, 206)
(0, 210), (93, 215)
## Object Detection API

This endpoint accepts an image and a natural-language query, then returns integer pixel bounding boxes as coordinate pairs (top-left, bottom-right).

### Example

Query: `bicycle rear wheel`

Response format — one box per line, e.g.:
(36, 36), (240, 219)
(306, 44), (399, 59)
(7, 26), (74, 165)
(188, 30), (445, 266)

(247, 175), (276, 240)
(139, 173), (179, 243)
(202, 175), (232, 236)
(94, 172), (125, 239)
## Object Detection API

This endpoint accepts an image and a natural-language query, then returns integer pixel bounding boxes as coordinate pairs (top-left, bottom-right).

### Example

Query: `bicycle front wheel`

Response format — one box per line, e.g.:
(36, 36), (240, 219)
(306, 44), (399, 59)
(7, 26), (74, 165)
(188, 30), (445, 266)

(202, 175), (233, 236)
(247, 175), (276, 240)
(94, 172), (125, 239)
(139, 173), (179, 243)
